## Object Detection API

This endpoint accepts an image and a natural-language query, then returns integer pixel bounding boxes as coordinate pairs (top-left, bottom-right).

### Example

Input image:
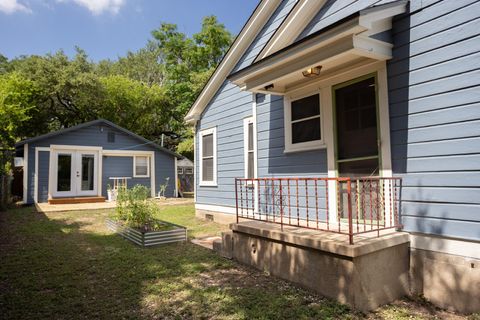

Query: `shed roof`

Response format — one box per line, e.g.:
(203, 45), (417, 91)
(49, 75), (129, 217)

(15, 119), (182, 159)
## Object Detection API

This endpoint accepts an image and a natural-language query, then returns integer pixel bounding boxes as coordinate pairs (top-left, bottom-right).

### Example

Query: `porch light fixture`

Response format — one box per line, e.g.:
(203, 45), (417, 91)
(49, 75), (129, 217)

(302, 65), (322, 78)
(264, 83), (274, 91)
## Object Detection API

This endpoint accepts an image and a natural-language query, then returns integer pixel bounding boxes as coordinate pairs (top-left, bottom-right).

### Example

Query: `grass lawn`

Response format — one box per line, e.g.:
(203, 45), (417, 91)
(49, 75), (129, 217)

(0, 204), (477, 319)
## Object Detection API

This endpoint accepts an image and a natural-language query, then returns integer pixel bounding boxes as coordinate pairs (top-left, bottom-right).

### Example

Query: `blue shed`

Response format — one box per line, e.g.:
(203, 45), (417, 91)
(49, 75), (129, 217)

(15, 119), (180, 204)
(185, 0), (480, 313)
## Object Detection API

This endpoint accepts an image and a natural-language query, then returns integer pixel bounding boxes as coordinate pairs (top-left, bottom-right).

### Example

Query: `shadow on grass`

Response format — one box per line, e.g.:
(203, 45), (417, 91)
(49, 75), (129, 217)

(0, 206), (357, 320)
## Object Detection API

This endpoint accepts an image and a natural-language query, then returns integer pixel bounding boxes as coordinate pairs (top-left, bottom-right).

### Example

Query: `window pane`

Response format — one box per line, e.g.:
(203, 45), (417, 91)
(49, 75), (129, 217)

(135, 156), (148, 176)
(335, 77), (378, 160)
(81, 154), (95, 191)
(292, 118), (321, 144)
(338, 158), (379, 177)
(57, 154), (71, 191)
(185, 168), (193, 174)
(291, 94), (320, 121)
(177, 167), (183, 174)
(247, 151), (254, 179)
(202, 134), (213, 157)
(202, 158), (214, 181)
(248, 123), (254, 151)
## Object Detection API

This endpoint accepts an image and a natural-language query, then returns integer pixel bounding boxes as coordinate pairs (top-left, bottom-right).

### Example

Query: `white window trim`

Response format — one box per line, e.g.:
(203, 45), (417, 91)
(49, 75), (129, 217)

(284, 92), (326, 153)
(199, 127), (217, 186)
(243, 117), (257, 179)
(185, 167), (193, 174)
(133, 155), (150, 178)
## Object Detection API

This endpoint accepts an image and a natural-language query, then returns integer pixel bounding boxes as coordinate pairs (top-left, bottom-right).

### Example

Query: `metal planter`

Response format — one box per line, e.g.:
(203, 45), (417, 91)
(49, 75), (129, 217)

(106, 218), (187, 247)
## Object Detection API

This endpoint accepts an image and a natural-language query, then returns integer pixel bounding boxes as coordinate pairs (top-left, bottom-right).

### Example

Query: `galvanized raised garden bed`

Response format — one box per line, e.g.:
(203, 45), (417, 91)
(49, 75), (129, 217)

(106, 218), (187, 247)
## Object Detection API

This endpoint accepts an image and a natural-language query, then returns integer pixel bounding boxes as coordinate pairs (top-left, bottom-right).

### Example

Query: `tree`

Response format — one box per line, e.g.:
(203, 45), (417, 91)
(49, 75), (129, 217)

(0, 72), (38, 148)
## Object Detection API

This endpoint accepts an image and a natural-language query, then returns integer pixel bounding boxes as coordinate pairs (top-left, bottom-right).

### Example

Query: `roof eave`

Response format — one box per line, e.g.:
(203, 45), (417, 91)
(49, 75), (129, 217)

(184, 0), (282, 124)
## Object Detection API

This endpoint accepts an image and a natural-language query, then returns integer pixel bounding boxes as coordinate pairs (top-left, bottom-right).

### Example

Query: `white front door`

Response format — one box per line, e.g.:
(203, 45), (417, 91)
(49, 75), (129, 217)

(52, 149), (99, 197)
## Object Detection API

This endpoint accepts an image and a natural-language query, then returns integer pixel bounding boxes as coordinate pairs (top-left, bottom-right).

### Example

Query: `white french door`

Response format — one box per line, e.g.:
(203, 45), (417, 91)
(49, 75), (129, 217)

(52, 149), (99, 197)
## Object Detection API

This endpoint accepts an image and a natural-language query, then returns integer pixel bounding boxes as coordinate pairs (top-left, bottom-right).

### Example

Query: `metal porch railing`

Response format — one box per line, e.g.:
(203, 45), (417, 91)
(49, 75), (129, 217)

(234, 177), (402, 244)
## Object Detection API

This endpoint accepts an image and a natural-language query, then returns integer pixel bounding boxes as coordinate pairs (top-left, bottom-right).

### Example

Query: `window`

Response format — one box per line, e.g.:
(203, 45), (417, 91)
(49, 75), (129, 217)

(244, 117), (256, 179)
(199, 127), (216, 186)
(177, 167), (184, 174)
(107, 131), (115, 143)
(185, 168), (193, 174)
(284, 93), (324, 152)
(134, 156), (150, 177)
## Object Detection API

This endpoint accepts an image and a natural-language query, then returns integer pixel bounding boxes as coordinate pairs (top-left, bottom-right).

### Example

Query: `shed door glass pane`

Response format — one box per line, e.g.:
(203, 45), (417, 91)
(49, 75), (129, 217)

(57, 154), (72, 191)
(81, 154), (95, 191)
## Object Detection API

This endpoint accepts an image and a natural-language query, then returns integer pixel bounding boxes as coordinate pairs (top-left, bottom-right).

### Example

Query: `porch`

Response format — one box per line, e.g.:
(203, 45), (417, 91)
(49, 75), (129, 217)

(234, 176), (403, 245)
(217, 176), (408, 311)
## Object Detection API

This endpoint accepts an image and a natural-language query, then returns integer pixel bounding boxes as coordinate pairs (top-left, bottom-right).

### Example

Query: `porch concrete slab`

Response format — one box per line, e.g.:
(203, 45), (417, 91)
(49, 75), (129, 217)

(230, 220), (409, 258)
(226, 221), (411, 311)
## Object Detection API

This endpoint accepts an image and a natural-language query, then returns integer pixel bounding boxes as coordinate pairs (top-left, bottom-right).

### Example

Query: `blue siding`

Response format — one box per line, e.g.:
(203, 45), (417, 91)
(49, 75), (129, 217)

(37, 151), (49, 203)
(387, 0), (480, 240)
(195, 0), (480, 241)
(25, 123), (176, 203)
(196, 0), (300, 208)
(298, 0), (397, 40)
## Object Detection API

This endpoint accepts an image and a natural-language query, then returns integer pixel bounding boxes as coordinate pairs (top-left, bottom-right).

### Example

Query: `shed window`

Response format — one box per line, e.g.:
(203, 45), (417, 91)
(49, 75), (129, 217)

(199, 127), (216, 186)
(185, 168), (193, 174)
(134, 156), (150, 177)
(177, 167), (184, 174)
(107, 131), (115, 143)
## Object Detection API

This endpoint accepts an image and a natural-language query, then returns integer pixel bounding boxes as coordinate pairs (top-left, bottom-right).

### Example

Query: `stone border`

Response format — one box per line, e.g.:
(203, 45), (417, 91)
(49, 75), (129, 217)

(106, 218), (187, 247)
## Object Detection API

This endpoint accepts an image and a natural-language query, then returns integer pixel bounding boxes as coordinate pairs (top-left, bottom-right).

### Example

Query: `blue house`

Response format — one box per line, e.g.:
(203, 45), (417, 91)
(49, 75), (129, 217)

(16, 119), (180, 204)
(185, 0), (480, 313)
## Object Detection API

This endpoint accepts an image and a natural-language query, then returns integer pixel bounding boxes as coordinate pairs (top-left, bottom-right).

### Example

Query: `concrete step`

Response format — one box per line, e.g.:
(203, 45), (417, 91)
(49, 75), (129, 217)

(48, 196), (106, 205)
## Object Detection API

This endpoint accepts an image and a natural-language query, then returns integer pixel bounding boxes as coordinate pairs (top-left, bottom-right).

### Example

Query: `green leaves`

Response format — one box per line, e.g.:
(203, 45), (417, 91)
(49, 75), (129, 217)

(0, 72), (39, 148)
(0, 14), (232, 157)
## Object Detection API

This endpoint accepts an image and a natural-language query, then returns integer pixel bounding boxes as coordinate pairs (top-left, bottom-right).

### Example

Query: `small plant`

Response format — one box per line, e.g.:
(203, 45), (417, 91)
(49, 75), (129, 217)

(158, 177), (170, 198)
(115, 184), (159, 231)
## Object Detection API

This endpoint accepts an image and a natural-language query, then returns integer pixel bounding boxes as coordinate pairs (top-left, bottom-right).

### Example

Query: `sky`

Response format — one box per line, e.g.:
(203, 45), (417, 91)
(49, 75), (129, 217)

(0, 0), (259, 62)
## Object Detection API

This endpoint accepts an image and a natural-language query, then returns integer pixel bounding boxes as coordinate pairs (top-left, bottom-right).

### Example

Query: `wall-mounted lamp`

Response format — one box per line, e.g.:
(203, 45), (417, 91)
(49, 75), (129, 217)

(264, 83), (274, 91)
(302, 65), (322, 78)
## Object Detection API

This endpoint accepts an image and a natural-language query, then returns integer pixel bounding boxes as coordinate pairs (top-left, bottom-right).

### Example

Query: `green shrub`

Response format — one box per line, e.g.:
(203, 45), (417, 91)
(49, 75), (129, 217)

(115, 184), (158, 230)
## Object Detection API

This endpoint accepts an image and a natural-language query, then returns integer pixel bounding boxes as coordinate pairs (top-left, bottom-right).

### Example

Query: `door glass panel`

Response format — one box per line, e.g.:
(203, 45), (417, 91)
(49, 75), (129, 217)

(57, 154), (72, 191)
(335, 77), (379, 176)
(81, 154), (95, 191)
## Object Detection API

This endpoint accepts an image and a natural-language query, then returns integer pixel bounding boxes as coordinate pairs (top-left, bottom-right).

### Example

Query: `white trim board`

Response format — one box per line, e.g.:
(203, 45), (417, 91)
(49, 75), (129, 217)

(195, 203), (236, 215)
(198, 127), (217, 187)
(255, 0), (328, 61)
(174, 157), (178, 198)
(410, 233), (480, 260)
(23, 144), (28, 204)
(184, 0), (282, 124)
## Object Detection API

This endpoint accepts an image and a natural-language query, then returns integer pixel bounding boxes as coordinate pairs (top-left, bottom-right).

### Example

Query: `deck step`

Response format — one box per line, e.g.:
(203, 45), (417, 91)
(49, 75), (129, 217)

(48, 196), (106, 205)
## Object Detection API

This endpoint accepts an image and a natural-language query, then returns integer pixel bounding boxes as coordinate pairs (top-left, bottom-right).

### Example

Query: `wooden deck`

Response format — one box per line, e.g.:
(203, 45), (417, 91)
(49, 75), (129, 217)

(48, 196), (106, 205)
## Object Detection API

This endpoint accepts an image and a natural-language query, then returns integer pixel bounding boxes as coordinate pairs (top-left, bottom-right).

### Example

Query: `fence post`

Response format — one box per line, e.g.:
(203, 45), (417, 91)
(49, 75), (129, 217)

(235, 178), (239, 224)
(347, 179), (354, 245)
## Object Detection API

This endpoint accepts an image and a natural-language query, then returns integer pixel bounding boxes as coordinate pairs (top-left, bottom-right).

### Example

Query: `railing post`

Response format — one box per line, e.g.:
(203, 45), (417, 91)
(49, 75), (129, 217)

(235, 178), (239, 224)
(347, 179), (354, 245)
(279, 179), (283, 231)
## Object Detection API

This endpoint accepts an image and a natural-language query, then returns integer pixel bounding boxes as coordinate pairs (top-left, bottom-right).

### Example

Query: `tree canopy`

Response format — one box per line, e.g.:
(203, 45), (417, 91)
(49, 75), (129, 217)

(0, 15), (232, 158)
